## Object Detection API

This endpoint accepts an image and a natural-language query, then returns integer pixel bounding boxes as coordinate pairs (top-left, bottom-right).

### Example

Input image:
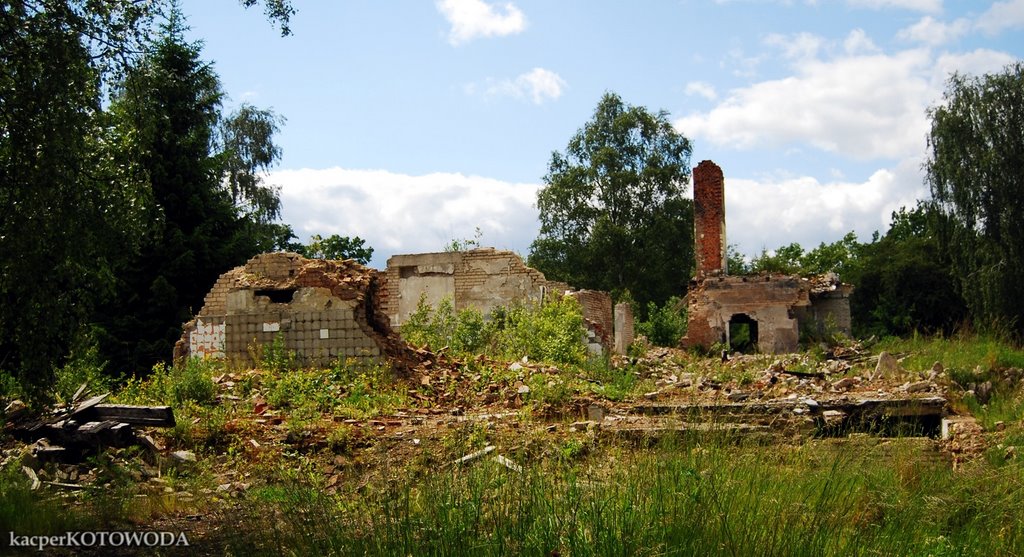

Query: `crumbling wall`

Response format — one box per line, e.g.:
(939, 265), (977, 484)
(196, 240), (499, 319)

(683, 160), (853, 354)
(682, 274), (853, 354)
(694, 160), (726, 277)
(568, 290), (613, 355)
(682, 275), (810, 353)
(384, 249), (568, 326)
(384, 248), (626, 354)
(177, 252), (419, 369)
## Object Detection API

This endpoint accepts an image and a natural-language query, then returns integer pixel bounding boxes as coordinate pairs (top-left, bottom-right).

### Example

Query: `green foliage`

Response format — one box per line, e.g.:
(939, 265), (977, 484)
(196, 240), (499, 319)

(115, 359), (217, 406)
(401, 295), (587, 365)
(0, 1), (151, 399)
(529, 92), (694, 314)
(0, 1), (296, 396)
(746, 232), (861, 278)
(93, 15), (289, 377)
(401, 295), (481, 353)
(297, 234), (374, 264)
(927, 62), (1024, 335)
(876, 334), (1024, 383)
(726, 244), (751, 276)
(847, 205), (965, 337)
(266, 367), (335, 411)
(227, 438), (1024, 556)
(636, 296), (688, 347)
(445, 227), (483, 252)
(259, 333), (300, 374)
(52, 334), (115, 404)
(491, 297), (587, 365)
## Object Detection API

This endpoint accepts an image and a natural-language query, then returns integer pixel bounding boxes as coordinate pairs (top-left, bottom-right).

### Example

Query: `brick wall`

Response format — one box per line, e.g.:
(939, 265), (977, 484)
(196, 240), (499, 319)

(694, 160), (726, 277)
(180, 253), (389, 367)
(569, 290), (613, 348)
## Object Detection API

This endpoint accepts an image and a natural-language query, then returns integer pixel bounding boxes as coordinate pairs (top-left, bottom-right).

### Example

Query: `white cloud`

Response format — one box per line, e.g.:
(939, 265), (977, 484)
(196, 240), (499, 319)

(975, 0), (1024, 35)
(684, 81), (718, 101)
(933, 49), (1018, 85)
(466, 67), (567, 104)
(272, 167), (541, 268)
(845, 0), (942, 13)
(843, 28), (881, 55)
(764, 32), (825, 60)
(437, 0), (526, 46)
(676, 47), (935, 160)
(897, 16), (970, 46)
(724, 159), (928, 258)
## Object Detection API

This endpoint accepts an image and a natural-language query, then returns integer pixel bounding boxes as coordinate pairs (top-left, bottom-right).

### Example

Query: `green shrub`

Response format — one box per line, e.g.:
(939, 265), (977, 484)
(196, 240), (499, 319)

(0, 370), (23, 403)
(636, 296), (687, 347)
(52, 336), (114, 403)
(258, 332), (299, 373)
(401, 295), (588, 365)
(266, 367), (337, 412)
(115, 358), (217, 406)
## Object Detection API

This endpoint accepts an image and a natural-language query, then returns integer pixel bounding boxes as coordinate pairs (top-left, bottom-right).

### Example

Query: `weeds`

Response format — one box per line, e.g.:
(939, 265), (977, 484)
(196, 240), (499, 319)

(225, 434), (1024, 556)
(401, 295), (588, 365)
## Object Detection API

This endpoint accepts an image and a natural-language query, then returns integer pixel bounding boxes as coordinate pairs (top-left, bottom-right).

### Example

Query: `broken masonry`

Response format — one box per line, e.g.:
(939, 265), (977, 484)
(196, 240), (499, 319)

(680, 160), (853, 354)
(178, 249), (635, 368)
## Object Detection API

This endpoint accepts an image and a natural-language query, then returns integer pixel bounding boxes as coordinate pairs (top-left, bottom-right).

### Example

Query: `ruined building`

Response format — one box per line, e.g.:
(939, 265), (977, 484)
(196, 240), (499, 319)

(175, 252), (418, 368)
(681, 160), (853, 354)
(178, 249), (635, 367)
(384, 248), (633, 356)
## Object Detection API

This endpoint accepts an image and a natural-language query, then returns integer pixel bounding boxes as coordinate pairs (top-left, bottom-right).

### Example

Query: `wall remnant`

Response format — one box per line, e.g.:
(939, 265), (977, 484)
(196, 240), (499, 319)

(176, 252), (419, 369)
(383, 248), (630, 355)
(681, 160), (853, 354)
(614, 302), (635, 355)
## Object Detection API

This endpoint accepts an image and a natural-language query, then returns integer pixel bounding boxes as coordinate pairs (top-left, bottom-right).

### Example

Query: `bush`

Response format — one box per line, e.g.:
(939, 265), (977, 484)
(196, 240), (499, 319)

(636, 296), (687, 347)
(53, 337), (114, 403)
(400, 295), (588, 365)
(116, 358), (217, 406)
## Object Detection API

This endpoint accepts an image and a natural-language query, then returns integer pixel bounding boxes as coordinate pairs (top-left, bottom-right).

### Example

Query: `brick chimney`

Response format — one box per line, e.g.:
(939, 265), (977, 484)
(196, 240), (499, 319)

(693, 160), (726, 277)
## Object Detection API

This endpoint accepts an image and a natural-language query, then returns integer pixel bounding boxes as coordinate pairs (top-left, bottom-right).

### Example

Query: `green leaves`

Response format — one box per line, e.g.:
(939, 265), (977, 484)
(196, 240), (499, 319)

(927, 62), (1024, 331)
(529, 92), (694, 317)
(297, 234), (374, 264)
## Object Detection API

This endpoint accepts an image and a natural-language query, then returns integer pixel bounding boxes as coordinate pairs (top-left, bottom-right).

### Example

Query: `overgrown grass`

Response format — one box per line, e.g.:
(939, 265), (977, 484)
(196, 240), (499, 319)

(224, 434), (1024, 556)
(876, 333), (1024, 381)
(114, 358), (218, 407)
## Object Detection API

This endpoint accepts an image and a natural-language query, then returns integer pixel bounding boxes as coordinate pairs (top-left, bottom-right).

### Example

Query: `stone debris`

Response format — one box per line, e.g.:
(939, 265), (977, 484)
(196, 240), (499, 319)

(873, 351), (901, 380)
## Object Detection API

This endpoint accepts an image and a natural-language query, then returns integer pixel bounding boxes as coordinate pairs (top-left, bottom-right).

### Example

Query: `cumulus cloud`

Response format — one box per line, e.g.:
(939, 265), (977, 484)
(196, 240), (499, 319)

(724, 159), (928, 257)
(975, 0), (1024, 35)
(437, 0), (526, 46)
(676, 45), (935, 160)
(845, 0), (942, 13)
(684, 81), (718, 101)
(272, 167), (541, 268)
(933, 49), (1018, 85)
(466, 67), (567, 104)
(897, 15), (970, 45)
(764, 32), (825, 60)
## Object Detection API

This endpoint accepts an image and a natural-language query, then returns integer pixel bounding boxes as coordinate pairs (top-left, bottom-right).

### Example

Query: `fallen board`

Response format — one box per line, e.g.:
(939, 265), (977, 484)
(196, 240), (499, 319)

(75, 404), (176, 427)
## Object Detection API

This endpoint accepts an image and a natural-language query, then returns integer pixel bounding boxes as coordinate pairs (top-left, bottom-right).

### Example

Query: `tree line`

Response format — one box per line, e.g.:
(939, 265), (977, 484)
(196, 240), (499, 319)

(0, 1), (300, 398)
(1, 0), (1021, 398)
(527, 63), (1024, 344)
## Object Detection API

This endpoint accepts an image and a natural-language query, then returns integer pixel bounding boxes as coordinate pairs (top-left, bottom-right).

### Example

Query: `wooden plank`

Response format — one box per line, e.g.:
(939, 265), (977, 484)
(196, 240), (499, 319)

(79, 404), (176, 427)
(69, 393), (109, 419)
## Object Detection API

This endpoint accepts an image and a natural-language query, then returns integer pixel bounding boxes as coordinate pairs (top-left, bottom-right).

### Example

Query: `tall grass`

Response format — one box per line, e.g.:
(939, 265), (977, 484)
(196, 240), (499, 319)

(225, 434), (1024, 556)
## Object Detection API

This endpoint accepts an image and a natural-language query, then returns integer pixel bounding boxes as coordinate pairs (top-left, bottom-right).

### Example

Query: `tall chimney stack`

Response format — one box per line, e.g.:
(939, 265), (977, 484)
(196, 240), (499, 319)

(693, 160), (726, 277)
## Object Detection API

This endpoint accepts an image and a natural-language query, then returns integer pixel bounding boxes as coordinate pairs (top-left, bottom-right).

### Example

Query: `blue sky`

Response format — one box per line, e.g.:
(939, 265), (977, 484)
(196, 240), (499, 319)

(181, 0), (1023, 269)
